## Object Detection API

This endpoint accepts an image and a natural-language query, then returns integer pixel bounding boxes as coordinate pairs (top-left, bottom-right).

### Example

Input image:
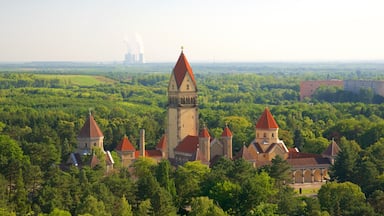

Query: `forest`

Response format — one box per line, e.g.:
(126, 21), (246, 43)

(1, 62), (384, 215)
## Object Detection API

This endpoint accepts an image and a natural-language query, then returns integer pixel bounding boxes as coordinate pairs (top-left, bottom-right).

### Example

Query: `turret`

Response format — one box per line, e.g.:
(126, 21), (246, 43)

(221, 124), (233, 159)
(199, 126), (210, 162)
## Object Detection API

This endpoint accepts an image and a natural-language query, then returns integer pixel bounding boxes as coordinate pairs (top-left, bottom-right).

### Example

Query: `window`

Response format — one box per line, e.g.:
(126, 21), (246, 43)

(187, 84), (190, 90)
(263, 133), (266, 138)
(94, 143), (96, 146)
(257, 133), (259, 138)
(272, 133), (274, 137)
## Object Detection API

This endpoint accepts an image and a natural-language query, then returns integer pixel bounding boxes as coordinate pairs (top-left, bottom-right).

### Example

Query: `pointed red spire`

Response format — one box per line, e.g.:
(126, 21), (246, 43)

(221, 124), (233, 137)
(156, 134), (167, 150)
(255, 108), (279, 129)
(199, 126), (210, 138)
(116, 135), (136, 151)
(173, 49), (196, 88)
(78, 113), (104, 138)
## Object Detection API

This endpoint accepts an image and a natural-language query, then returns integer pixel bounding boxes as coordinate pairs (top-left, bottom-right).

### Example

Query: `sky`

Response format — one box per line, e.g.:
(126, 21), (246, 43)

(0, 0), (383, 62)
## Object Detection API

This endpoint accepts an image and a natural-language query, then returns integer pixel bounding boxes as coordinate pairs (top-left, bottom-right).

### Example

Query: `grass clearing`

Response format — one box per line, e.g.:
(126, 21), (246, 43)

(35, 74), (116, 86)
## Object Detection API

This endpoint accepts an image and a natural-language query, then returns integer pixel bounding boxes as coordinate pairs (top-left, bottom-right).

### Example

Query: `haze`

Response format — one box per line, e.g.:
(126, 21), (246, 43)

(1, 0), (383, 62)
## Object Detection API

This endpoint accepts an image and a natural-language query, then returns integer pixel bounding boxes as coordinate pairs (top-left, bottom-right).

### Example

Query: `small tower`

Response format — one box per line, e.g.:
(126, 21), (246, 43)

(77, 113), (104, 155)
(167, 48), (199, 159)
(199, 126), (211, 162)
(221, 124), (233, 159)
(255, 108), (279, 152)
(116, 135), (136, 167)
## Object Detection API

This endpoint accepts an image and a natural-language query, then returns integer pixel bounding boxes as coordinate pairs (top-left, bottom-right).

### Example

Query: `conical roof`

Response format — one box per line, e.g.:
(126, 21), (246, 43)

(255, 108), (279, 129)
(221, 125), (233, 137)
(199, 127), (210, 138)
(78, 114), (104, 138)
(116, 135), (136, 151)
(156, 134), (167, 150)
(172, 50), (196, 88)
(322, 139), (341, 157)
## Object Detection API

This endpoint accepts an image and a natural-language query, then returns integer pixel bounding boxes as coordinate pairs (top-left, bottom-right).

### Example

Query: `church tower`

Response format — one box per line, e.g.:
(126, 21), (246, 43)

(255, 108), (279, 152)
(167, 49), (199, 159)
(77, 113), (105, 155)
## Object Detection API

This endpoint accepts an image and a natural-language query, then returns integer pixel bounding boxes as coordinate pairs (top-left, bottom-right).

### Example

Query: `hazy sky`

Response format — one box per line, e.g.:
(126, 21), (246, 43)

(1, 0), (383, 62)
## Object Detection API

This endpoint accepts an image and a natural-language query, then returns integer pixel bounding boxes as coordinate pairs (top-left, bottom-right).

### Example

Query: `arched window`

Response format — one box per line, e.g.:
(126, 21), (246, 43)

(186, 84), (190, 90)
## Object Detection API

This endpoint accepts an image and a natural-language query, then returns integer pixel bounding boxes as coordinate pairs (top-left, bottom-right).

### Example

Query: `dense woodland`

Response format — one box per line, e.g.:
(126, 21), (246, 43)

(1, 62), (384, 215)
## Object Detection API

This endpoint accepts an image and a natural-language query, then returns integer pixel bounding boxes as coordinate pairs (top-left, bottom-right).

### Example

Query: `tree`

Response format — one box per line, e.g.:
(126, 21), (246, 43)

(330, 137), (360, 182)
(368, 190), (384, 215)
(275, 186), (304, 216)
(209, 180), (241, 213)
(48, 208), (71, 216)
(151, 187), (177, 216)
(293, 129), (304, 150)
(240, 172), (278, 214)
(136, 199), (152, 216)
(250, 202), (278, 216)
(0, 135), (27, 186)
(155, 159), (176, 199)
(76, 195), (111, 216)
(318, 182), (374, 216)
(189, 197), (227, 216)
(266, 155), (291, 186)
(116, 195), (133, 216)
(174, 161), (210, 207)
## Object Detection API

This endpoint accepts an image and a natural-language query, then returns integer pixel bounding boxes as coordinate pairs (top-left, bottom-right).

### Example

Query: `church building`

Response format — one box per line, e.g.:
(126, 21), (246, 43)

(67, 113), (114, 172)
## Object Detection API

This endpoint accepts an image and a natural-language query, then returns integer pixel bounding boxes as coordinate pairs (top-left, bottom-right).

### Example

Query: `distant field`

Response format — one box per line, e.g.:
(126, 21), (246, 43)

(34, 74), (116, 86)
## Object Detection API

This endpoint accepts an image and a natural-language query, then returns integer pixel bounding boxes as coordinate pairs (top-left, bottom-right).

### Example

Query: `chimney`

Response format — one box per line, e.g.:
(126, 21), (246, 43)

(140, 129), (145, 157)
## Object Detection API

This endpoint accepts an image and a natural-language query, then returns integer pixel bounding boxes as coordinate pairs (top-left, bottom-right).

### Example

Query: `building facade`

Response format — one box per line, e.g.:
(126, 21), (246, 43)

(300, 80), (343, 101)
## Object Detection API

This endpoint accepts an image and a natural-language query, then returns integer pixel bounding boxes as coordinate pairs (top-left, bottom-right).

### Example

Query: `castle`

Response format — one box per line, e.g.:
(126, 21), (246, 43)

(70, 49), (340, 184)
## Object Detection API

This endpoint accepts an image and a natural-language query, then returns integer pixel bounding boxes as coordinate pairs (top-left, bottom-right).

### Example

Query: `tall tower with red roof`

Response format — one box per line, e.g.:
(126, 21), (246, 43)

(77, 113), (105, 154)
(255, 108), (280, 152)
(167, 49), (199, 159)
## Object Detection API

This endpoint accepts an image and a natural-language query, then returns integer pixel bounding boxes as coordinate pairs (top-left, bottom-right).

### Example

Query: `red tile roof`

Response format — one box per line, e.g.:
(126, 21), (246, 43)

(134, 150), (163, 158)
(156, 135), (167, 151)
(78, 114), (104, 138)
(172, 51), (196, 88)
(221, 126), (233, 137)
(116, 135), (136, 152)
(174, 135), (199, 154)
(199, 127), (210, 138)
(255, 108), (279, 129)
